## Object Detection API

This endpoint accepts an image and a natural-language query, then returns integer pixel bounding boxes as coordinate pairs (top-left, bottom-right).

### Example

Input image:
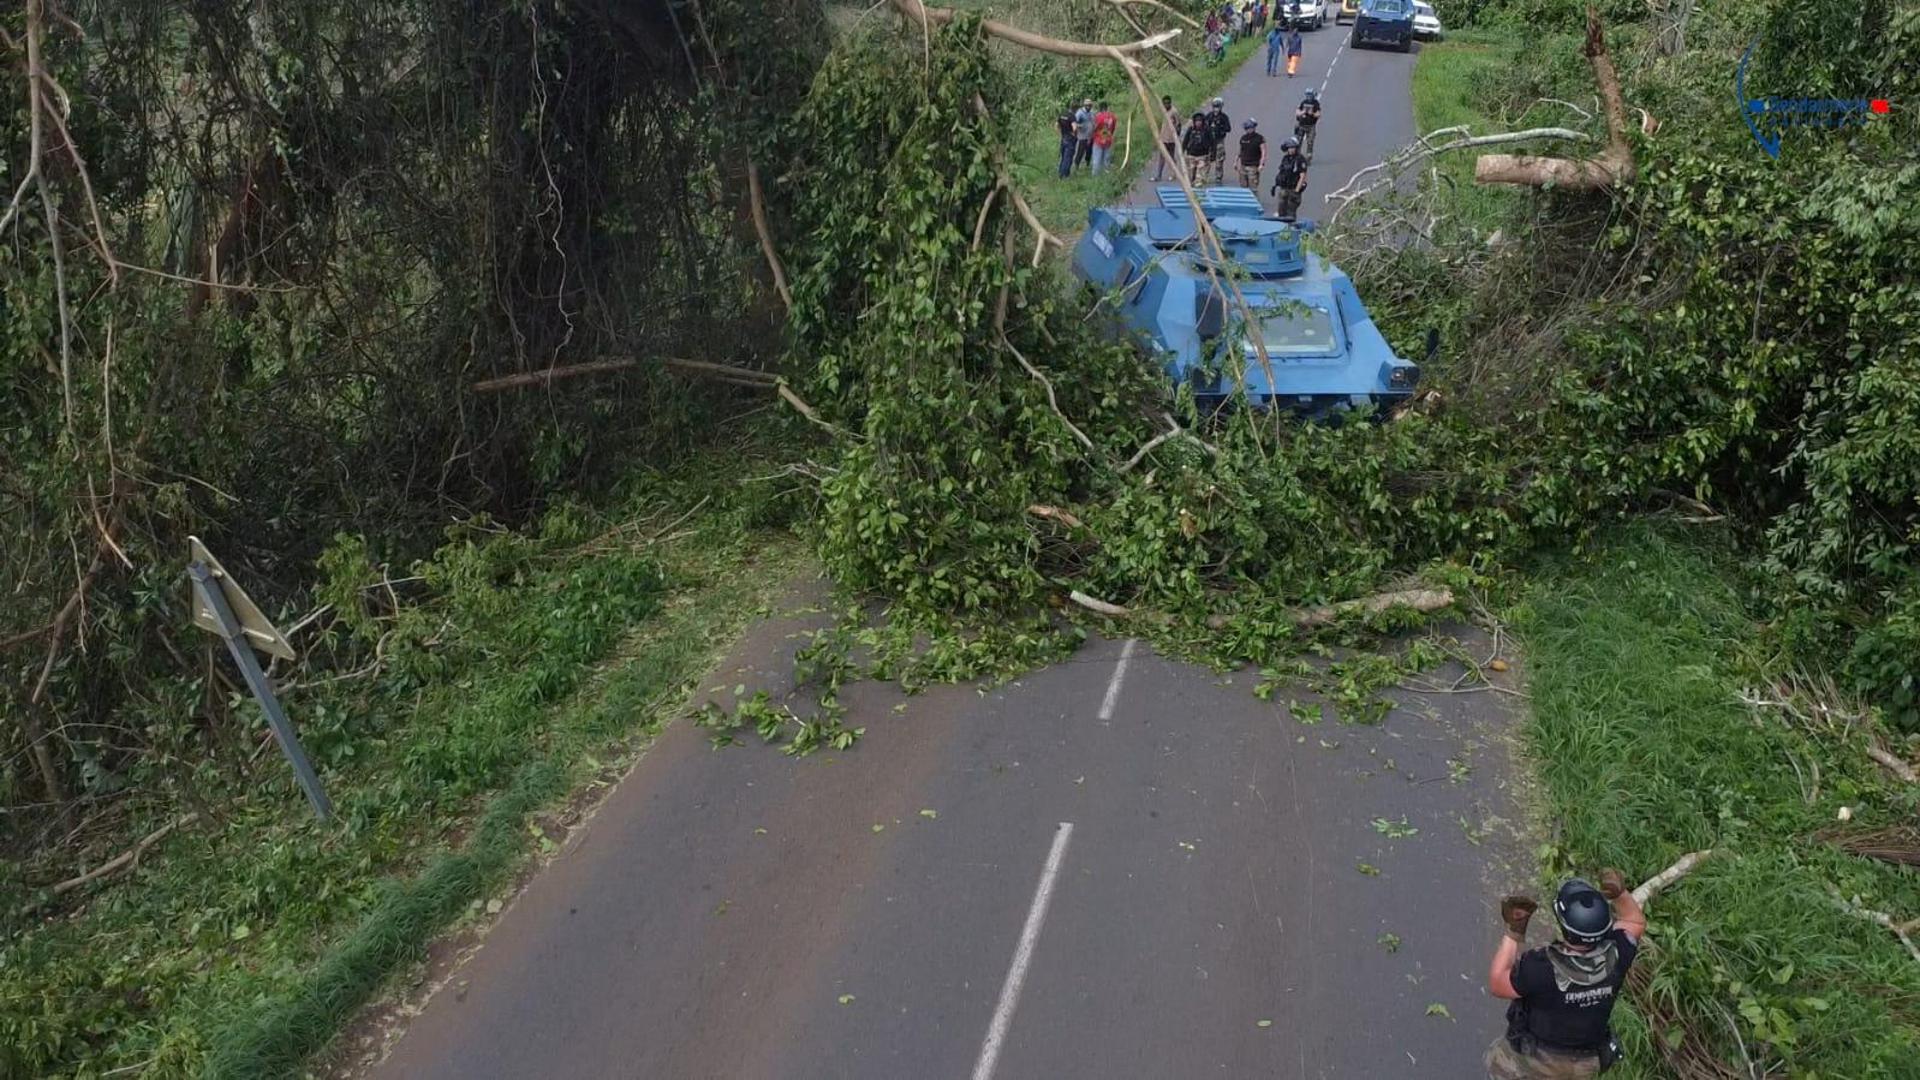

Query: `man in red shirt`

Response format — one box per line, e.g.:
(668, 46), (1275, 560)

(1090, 102), (1118, 175)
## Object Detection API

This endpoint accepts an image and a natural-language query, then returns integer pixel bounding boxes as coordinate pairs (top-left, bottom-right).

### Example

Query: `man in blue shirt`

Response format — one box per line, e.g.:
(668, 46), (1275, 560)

(1266, 23), (1284, 76)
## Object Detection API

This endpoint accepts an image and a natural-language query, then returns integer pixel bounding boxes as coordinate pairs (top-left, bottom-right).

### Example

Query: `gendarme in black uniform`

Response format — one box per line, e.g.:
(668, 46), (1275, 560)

(1505, 927), (1638, 1056)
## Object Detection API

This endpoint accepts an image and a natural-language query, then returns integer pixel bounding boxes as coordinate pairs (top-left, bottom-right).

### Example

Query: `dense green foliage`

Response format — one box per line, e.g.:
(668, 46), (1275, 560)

(1522, 527), (1920, 1076)
(776, 1), (1919, 723)
(0, 0), (821, 821)
(2, 452), (804, 1078)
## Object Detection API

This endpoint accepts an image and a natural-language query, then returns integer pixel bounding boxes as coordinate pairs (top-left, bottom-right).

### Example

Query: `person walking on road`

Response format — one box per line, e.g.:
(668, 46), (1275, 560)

(1294, 89), (1322, 161)
(1205, 98), (1233, 184)
(1090, 101), (1118, 175)
(1265, 22), (1284, 76)
(1072, 99), (1094, 173)
(1236, 119), (1268, 191)
(1485, 871), (1642, 1079)
(1285, 25), (1304, 77)
(1269, 137), (1308, 219)
(1055, 103), (1078, 179)
(1154, 94), (1182, 181)
(1181, 109), (1215, 186)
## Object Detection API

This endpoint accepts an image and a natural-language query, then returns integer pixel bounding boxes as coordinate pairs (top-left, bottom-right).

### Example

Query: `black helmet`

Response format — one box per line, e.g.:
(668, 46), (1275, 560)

(1303, 90), (1319, 101)
(1281, 137), (1300, 150)
(1554, 879), (1614, 946)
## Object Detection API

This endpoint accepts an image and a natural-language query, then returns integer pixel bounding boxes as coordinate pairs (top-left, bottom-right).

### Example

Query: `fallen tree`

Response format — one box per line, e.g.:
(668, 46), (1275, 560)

(1473, 6), (1635, 189)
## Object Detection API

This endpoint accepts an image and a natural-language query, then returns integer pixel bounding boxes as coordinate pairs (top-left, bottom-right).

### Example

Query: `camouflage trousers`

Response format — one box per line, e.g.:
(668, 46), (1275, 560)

(1237, 163), (1262, 190)
(1484, 1037), (1600, 1080)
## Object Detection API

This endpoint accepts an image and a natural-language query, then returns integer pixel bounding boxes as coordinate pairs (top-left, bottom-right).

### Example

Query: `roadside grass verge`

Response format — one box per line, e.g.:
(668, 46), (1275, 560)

(1409, 28), (1525, 231)
(1, 438), (808, 1079)
(1517, 526), (1920, 1077)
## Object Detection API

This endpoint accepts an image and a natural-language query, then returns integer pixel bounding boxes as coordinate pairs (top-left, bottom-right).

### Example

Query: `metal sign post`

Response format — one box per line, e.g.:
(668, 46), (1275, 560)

(187, 540), (332, 820)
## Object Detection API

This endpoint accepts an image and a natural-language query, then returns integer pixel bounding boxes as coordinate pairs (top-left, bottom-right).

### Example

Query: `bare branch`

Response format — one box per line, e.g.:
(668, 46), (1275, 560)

(1832, 888), (1920, 965)
(1325, 126), (1591, 221)
(1634, 849), (1714, 905)
(888, 0), (1180, 58)
(1291, 587), (1454, 630)
(46, 813), (200, 898)
(745, 159), (792, 311)
(1069, 590), (1133, 618)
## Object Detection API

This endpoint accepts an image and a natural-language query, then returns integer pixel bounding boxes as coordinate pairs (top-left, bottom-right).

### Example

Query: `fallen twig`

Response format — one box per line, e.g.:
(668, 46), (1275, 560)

(1832, 888), (1920, 965)
(48, 812), (200, 898)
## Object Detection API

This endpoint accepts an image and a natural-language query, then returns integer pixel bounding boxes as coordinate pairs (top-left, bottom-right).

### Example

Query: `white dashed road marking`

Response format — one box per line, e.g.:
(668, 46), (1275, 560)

(1098, 638), (1137, 721)
(970, 822), (1076, 1080)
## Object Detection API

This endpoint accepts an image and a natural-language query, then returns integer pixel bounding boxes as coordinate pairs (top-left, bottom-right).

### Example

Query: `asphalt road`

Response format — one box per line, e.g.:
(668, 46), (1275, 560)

(363, 38), (1522, 1080)
(1126, 18), (1419, 222)
(365, 591), (1530, 1078)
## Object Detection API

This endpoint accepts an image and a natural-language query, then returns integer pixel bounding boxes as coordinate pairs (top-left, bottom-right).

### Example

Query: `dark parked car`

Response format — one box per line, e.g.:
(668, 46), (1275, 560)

(1353, 0), (1414, 50)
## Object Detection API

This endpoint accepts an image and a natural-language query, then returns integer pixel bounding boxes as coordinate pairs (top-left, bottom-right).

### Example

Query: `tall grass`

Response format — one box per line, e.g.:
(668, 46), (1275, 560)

(1519, 527), (1920, 1076)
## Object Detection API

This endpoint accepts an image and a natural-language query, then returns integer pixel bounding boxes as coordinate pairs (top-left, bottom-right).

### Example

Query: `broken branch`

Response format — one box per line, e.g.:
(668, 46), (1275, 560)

(1867, 743), (1919, 785)
(1069, 590), (1132, 618)
(1634, 849), (1714, 905)
(1291, 587), (1454, 630)
(889, 0), (1180, 58)
(1832, 888), (1920, 965)
(746, 159), (793, 311)
(48, 812), (200, 898)
(1027, 504), (1084, 529)
(1474, 6), (1634, 190)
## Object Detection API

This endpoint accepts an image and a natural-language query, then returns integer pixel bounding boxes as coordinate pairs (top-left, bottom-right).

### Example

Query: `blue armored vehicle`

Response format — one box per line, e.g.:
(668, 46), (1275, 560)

(1071, 185), (1422, 419)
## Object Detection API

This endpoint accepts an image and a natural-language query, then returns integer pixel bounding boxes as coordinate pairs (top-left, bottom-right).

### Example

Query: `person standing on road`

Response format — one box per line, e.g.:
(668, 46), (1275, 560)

(1205, 98), (1233, 183)
(1182, 109), (1215, 186)
(1269, 137), (1308, 219)
(1485, 871), (1643, 1079)
(1294, 89), (1322, 161)
(1236, 118), (1267, 191)
(1090, 101), (1118, 175)
(1072, 98), (1095, 173)
(1155, 94), (1182, 181)
(1056, 103), (1078, 179)
(1266, 21), (1284, 76)
(1285, 24), (1304, 77)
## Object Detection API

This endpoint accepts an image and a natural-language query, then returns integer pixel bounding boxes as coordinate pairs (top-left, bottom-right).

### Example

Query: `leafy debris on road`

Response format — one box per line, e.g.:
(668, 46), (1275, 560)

(1378, 932), (1402, 953)
(1372, 816), (1419, 839)
(1425, 1003), (1454, 1021)
(1357, 862), (1382, 876)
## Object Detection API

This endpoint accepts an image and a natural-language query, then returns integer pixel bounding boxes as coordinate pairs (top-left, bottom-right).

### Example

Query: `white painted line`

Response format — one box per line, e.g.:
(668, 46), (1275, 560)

(971, 822), (1076, 1080)
(1319, 27), (1350, 98)
(1097, 638), (1138, 721)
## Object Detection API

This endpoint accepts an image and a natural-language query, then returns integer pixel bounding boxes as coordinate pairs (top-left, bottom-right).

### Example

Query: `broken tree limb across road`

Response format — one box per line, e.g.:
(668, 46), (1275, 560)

(1328, 3), (1638, 224)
